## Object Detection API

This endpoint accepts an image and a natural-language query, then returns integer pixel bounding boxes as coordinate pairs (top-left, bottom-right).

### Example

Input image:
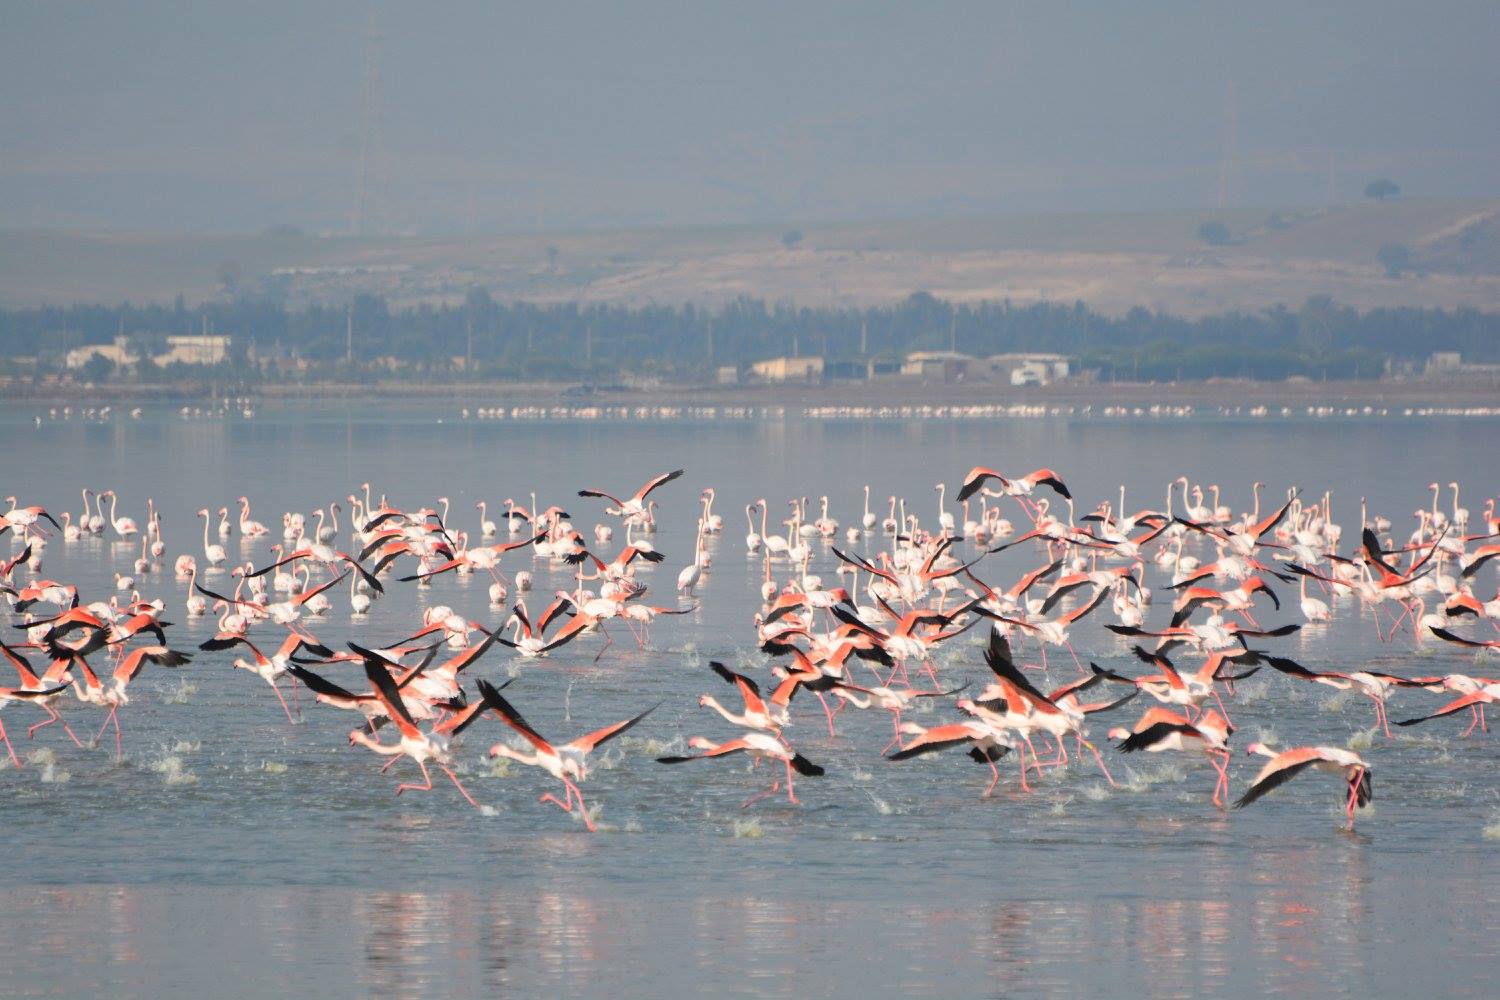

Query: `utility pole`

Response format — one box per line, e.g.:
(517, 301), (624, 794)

(585, 324), (592, 363)
(466, 312), (474, 371)
(949, 312), (956, 353)
(706, 319), (714, 363)
(860, 319), (867, 356)
(345, 304), (353, 364)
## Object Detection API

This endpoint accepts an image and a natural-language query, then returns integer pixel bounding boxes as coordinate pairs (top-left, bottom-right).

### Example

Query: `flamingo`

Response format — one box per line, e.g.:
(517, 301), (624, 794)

(198, 509), (227, 566)
(103, 491), (138, 538)
(1236, 742), (1372, 829)
(657, 731), (824, 807)
(346, 655), (491, 809)
(485, 680), (658, 831)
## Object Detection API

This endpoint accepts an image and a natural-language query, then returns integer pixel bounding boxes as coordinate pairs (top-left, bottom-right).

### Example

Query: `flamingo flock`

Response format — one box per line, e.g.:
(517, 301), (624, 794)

(2, 470), (1496, 834)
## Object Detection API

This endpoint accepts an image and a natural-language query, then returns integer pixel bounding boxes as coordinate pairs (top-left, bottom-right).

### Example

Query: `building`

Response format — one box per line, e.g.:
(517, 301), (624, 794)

(156, 335), (229, 366)
(64, 340), (134, 369)
(715, 365), (740, 385)
(983, 353), (1071, 386)
(65, 334), (230, 370)
(749, 356), (824, 382)
(1425, 351), (1463, 375)
(901, 350), (973, 382)
(1424, 351), (1500, 380)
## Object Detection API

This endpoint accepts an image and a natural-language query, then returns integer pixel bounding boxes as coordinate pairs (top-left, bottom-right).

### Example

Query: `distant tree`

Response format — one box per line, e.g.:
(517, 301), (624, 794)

(1377, 244), (1412, 278)
(80, 353), (115, 382)
(1365, 178), (1400, 200)
(781, 229), (804, 249)
(1197, 221), (1232, 246)
(263, 224), (304, 238)
(217, 259), (242, 294)
(545, 246), (559, 272)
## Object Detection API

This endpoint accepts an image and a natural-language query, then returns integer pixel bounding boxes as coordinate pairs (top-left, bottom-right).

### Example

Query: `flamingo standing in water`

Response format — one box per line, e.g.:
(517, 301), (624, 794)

(102, 491), (138, 538)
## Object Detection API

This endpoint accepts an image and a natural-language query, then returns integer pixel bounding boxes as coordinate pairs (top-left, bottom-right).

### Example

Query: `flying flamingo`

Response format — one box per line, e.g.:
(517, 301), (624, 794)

(1236, 742), (1372, 829)
(484, 680), (658, 831)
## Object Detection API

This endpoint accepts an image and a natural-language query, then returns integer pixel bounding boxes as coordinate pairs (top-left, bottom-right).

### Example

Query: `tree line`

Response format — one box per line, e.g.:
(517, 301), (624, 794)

(2, 290), (1494, 383)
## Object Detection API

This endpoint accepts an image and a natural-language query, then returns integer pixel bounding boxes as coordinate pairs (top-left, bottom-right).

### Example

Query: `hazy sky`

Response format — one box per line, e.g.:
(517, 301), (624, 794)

(3, 1), (1496, 234)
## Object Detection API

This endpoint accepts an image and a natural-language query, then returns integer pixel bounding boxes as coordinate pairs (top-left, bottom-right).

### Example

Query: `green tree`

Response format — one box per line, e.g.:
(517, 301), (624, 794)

(80, 353), (115, 382)
(781, 229), (804, 249)
(1365, 178), (1400, 200)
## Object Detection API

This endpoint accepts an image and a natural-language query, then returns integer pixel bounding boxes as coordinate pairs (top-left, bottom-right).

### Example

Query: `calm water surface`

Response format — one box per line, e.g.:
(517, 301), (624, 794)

(2, 401), (1496, 999)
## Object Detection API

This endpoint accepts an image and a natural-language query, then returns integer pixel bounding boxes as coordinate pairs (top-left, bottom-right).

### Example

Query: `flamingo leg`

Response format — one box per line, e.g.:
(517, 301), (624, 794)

(0, 718), (19, 769)
(395, 759), (434, 796)
(783, 759), (800, 804)
(815, 692), (837, 736)
(442, 766), (479, 809)
(1461, 707), (1481, 738)
(740, 779), (781, 808)
(570, 780), (596, 831)
(1086, 740), (1122, 785)
(1211, 689), (1232, 726)
(92, 711), (113, 746)
(270, 681), (298, 724)
(982, 756), (1001, 797)
(592, 625), (613, 663)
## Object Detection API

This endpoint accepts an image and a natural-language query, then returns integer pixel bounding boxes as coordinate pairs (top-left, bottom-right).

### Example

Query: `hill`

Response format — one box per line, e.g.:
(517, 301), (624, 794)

(2, 199), (1498, 316)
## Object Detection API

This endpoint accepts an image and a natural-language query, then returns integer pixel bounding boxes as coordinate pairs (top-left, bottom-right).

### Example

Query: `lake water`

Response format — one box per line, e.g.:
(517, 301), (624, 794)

(2, 400), (1497, 999)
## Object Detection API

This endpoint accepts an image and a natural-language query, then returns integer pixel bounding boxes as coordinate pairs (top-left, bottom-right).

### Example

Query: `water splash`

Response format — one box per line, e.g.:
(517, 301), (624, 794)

(1346, 728), (1377, 751)
(731, 818), (765, 839)
(153, 756), (198, 786)
(159, 680), (198, 705)
(261, 761), (289, 774)
(1121, 763), (1187, 793)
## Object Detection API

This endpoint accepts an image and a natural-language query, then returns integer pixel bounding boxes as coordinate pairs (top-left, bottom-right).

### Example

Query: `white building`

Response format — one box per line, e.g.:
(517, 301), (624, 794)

(65, 334), (230, 370)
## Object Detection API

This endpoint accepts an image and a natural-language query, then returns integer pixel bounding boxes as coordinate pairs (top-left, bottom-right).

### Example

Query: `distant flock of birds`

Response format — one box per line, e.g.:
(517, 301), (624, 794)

(3, 466), (1498, 833)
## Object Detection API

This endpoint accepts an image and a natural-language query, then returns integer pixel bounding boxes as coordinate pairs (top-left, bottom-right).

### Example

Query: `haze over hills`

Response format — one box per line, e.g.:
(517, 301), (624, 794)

(3, 198), (1497, 317)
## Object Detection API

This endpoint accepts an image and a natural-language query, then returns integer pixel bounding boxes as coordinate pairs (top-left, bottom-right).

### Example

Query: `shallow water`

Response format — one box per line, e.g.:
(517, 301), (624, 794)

(2, 402), (1497, 998)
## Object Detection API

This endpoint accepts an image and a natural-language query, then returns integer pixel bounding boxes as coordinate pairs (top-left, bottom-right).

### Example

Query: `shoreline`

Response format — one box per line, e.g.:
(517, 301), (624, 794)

(9, 377), (1498, 410)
